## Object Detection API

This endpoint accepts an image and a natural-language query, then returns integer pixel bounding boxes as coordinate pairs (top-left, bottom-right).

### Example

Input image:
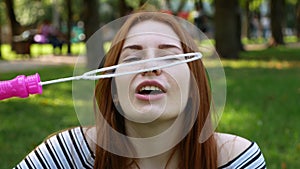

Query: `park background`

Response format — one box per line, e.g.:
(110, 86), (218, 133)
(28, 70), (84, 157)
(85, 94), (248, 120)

(0, 0), (299, 168)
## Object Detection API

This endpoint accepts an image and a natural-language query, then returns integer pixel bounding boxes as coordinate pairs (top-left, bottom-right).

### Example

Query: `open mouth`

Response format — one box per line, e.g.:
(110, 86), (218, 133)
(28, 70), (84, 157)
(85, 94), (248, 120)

(135, 81), (166, 101)
(138, 85), (164, 95)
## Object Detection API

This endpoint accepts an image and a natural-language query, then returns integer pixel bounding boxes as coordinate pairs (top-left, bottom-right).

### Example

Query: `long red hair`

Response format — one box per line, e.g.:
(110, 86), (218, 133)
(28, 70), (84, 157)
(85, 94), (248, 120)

(94, 12), (217, 169)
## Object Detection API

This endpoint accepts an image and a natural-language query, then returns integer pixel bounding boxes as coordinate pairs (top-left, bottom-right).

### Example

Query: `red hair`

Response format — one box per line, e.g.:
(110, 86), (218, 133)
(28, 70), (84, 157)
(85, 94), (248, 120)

(94, 12), (217, 169)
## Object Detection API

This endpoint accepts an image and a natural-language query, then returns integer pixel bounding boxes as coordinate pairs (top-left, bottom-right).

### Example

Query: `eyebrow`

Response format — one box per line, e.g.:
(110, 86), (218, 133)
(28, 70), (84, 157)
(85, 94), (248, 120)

(122, 45), (143, 52)
(158, 44), (182, 50)
(122, 44), (182, 52)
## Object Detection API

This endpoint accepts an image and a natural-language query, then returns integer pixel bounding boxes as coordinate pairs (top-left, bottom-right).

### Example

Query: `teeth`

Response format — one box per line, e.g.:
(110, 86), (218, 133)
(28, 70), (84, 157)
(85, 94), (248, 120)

(139, 86), (162, 92)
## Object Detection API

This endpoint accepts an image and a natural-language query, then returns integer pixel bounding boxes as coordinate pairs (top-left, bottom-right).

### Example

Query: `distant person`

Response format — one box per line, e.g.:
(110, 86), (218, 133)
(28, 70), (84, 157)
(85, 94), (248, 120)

(71, 21), (86, 43)
(34, 19), (64, 54)
(250, 15), (260, 39)
(260, 15), (271, 40)
(193, 3), (209, 33)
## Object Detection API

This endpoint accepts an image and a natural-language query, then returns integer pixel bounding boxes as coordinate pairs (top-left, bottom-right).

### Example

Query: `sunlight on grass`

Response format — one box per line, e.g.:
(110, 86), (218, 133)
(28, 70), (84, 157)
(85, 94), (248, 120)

(284, 35), (298, 43)
(240, 45), (300, 61)
(221, 60), (300, 69)
(241, 35), (298, 44)
(1, 43), (86, 60)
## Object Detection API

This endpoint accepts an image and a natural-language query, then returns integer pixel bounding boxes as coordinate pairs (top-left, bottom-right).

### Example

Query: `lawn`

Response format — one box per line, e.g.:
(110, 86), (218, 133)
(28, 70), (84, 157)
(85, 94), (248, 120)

(218, 46), (300, 168)
(0, 43), (86, 60)
(0, 46), (299, 168)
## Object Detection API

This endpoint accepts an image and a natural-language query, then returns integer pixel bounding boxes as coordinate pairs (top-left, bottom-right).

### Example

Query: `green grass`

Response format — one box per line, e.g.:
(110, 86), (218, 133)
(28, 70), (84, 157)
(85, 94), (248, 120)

(241, 35), (299, 45)
(240, 45), (300, 61)
(217, 66), (300, 169)
(217, 46), (300, 168)
(0, 43), (86, 60)
(0, 46), (299, 168)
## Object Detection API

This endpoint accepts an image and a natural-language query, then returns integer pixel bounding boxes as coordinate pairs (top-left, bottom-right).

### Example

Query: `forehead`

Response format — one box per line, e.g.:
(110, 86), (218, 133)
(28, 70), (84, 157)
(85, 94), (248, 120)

(125, 20), (180, 44)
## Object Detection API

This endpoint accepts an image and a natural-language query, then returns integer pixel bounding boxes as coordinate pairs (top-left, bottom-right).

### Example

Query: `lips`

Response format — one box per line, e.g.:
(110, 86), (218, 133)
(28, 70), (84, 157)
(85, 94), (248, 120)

(135, 80), (166, 101)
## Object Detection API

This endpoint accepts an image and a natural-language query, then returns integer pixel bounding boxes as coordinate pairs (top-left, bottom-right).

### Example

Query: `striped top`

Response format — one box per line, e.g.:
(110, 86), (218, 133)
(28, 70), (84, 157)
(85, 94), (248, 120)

(218, 142), (266, 169)
(14, 127), (266, 169)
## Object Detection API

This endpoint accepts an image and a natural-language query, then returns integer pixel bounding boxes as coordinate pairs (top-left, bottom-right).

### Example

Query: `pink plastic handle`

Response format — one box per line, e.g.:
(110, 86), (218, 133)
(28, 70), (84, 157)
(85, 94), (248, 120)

(0, 73), (43, 100)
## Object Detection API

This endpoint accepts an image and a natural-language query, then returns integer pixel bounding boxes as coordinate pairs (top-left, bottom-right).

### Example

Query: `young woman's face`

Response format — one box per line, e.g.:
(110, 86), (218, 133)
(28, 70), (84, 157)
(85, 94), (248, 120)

(114, 20), (190, 123)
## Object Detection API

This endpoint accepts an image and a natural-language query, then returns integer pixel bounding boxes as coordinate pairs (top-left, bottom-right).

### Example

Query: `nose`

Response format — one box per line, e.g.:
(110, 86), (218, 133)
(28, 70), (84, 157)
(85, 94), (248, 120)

(140, 49), (163, 76)
(141, 68), (162, 76)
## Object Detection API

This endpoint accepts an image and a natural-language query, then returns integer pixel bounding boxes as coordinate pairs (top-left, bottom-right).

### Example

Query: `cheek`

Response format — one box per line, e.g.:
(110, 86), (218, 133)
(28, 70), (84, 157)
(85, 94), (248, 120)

(114, 75), (134, 104)
(115, 76), (128, 93)
(167, 65), (190, 91)
(166, 65), (191, 103)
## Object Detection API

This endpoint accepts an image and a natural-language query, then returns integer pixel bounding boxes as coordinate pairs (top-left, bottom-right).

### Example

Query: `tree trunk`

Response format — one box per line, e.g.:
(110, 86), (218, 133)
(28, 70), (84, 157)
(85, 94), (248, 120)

(82, 0), (102, 69)
(82, 0), (100, 40)
(270, 0), (285, 45)
(195, 0), (203, 9)
(0, 24), (2, 59)
(215, 0), (240, 59)
(4, 0), (30, 54)
(67, 0), (72, 55)
(245, 0), (251, 39)
(296, 1), (300, 39)
(4, 0), (23, 35)
(119, 0), (128, 16)
(236, 7), (244, 51)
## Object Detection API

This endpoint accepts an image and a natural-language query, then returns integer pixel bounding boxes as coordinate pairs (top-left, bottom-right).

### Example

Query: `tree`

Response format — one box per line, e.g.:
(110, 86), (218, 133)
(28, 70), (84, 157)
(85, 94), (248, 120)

(3, 0), (31, 55)
(82, 0), (102, 69)
(270, 0), (285, 45)
(0, 21), (2, 59)
(82, 0), (100, 40)
(296, 0), (300, 39)
(4, 0), (24, 36)
(66, 0), (72, 55)
(0, 2), (2, 59)
(214, 0), (241, 59)
(119, 0), (128, 16)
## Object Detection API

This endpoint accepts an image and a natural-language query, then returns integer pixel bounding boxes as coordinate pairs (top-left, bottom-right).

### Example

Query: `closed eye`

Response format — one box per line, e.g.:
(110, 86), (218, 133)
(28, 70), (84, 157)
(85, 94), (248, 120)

(122, 56), (141, 63)
(160, 53), (185, 62)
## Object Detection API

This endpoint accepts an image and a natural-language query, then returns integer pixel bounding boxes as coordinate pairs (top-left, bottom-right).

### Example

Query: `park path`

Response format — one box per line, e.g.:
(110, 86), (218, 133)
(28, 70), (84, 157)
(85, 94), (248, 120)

(0, 55), (83, 73)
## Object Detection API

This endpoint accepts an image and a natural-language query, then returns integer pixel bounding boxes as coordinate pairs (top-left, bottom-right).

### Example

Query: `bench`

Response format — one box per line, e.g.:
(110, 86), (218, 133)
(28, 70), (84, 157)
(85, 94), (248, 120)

(12, 29), (65, 58)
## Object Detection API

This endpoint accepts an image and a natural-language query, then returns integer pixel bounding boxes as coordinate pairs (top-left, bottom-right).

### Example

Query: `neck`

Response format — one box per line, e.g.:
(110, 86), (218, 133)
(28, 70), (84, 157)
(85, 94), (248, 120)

(125, 119), (180, 168)
(125, 118), (175, 138)
(124, 115), (186, 159)
(136, 148), (179, 169)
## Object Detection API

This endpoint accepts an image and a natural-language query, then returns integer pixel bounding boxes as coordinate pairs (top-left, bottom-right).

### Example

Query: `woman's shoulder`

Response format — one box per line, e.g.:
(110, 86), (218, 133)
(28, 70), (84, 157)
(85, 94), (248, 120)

(14, 126), (95, 169)
(82, 126), (97, 154)
(53, 126), (95, 158)
(215, 132), (252, 165)
(214, 132), (266, 168)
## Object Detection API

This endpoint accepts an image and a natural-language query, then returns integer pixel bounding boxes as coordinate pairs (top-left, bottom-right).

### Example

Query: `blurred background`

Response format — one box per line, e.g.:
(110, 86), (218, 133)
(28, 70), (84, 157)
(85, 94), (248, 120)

(0, 0), (299, 168)
(0, 0), (299, 58)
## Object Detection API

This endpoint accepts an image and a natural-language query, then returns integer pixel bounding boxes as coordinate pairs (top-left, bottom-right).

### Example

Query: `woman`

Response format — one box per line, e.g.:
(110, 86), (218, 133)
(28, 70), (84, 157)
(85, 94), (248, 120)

(15, 12), (266, 169)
